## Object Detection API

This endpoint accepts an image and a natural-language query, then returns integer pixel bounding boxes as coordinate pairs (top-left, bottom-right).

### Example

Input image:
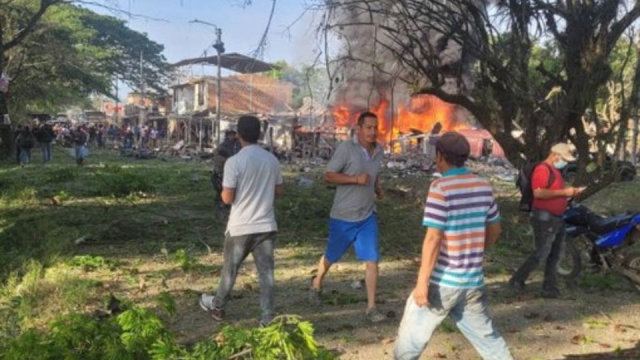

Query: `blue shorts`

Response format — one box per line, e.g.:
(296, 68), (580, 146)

(325, 213), (379, 263)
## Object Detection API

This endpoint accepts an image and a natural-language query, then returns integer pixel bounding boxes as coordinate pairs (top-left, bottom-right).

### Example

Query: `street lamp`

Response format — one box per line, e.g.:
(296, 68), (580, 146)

(190, 19), (225, 145)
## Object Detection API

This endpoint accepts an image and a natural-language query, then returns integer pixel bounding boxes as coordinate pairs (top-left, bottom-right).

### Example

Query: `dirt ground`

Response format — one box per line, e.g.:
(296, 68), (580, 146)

(92, 242), (640, 360)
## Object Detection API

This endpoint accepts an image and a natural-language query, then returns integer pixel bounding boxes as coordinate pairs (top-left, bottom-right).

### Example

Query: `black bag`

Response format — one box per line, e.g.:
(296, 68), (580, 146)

(517, 162), (555, 212)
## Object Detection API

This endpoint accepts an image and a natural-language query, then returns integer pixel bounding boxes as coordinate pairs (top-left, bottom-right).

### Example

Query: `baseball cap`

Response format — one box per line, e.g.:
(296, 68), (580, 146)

(435, 131), (471, 159)
(551, 143), (576, 162)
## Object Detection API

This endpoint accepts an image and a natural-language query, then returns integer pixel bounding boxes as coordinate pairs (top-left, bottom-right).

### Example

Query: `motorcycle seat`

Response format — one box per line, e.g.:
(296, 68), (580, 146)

(589, 213), (637, 234)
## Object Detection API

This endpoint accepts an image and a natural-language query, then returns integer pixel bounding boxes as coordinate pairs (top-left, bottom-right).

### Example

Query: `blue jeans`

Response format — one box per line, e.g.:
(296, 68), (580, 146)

(394, 285), (513, 360)
(41, 143), (52, 162)
(19, 148), (31, 165)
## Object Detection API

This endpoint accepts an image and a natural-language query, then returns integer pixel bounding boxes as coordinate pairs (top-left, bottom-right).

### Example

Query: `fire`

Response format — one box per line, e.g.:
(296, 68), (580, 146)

(332, 95), (469, 147)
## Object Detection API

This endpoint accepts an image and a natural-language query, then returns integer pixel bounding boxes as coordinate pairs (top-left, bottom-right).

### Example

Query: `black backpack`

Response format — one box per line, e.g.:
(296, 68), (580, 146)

(516, 162), (555, 212)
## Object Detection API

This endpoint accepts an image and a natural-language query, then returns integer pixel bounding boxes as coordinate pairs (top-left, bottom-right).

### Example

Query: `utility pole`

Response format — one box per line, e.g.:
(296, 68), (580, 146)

(190, 19), (224, 145)
(213, 28), (224, 145)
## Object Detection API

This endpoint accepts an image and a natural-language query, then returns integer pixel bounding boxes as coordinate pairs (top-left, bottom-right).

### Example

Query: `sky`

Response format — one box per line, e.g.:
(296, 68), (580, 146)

(93, 0), (324, 79)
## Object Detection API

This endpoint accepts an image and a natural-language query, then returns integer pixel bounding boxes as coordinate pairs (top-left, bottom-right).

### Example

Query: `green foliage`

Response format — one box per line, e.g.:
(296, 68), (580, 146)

(94, 165), (155, 198)
(154, 292), (176, 317)
(46, 168), (78, 184)
(265, 60), (329, 109)
(1, 2), (168, 118)
(0, 305), (335, 360)
(67, 255), (116, 272)
(174, 249), (198, 272)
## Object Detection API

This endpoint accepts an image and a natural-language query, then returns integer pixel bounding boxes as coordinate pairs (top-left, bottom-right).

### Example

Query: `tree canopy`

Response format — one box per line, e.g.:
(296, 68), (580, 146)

(0, 0), (168, 119)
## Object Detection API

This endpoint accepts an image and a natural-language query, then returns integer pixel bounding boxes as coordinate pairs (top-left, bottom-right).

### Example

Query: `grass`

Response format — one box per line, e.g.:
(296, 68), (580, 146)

(1, 146), (640, 357)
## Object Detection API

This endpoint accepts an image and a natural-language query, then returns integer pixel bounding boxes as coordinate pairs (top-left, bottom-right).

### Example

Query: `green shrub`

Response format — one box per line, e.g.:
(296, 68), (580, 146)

(46, 168), (77, 183)
(0, 304), (335, 360)
(67, 255), (116, 272)
(91, 165), (155, 198)
(174, 249), (198, 272)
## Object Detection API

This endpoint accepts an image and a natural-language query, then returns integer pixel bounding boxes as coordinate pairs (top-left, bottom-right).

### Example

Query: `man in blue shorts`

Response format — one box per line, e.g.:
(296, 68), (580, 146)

(308, 111), (386, 323)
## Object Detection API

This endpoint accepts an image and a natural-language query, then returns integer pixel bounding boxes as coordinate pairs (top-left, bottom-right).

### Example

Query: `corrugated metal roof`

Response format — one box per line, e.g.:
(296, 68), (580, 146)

(171, 53), (275, 73)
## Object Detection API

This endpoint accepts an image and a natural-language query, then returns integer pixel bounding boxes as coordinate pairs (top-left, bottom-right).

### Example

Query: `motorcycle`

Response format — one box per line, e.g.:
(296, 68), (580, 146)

(558, 202), (640, 291)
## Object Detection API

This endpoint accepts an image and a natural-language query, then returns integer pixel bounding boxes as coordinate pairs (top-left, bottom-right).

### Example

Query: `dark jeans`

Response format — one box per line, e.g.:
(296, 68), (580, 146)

(19, 147), (31, 165)
(215, 232), (276, 322)
(511, 209), (565, 290)
(41, 142), (52, 162)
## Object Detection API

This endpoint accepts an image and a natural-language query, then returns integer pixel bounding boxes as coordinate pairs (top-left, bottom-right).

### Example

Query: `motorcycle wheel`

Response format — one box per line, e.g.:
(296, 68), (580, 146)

(557, 240), (583, 280)
(622, 248), (640, 292)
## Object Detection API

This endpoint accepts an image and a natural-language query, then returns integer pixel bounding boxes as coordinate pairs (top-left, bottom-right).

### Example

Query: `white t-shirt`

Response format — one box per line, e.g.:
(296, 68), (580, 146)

(223, 144), (283, 236)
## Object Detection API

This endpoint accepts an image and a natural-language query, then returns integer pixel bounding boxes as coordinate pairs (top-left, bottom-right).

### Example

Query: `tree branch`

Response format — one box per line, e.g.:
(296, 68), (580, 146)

(608, 2), (640, 49)
(4, 0), (62, 51)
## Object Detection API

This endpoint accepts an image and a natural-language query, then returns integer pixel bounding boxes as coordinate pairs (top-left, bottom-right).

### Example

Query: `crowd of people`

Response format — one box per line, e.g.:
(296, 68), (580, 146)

(199, 112), (581, 360)
(13, 120), (168, 167)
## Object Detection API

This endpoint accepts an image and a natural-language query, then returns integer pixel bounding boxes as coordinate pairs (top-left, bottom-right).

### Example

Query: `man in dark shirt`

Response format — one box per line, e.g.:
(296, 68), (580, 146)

(34, 123), (54, 163)
(211, 129), (241, 213)
(509, 143), (585, 298)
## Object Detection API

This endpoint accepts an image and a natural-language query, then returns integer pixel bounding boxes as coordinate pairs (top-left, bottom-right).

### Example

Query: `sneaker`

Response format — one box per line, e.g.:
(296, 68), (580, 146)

(199, 294), (225, 321)
(366, 307), (387, 323)
(508, 278), (526, 292)
(308, 277), (322, 305)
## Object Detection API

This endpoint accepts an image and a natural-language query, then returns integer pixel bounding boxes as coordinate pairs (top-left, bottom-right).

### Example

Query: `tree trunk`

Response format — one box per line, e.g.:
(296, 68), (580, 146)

(633, 114), (639, 166)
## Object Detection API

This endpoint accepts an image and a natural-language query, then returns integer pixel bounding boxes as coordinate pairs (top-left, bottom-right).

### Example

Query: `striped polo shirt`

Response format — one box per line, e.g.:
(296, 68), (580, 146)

(423, 167), (500, 289)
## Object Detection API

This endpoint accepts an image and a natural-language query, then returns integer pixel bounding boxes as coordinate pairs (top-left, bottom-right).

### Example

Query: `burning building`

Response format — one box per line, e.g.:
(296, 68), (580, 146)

(322, 0), (503, 158)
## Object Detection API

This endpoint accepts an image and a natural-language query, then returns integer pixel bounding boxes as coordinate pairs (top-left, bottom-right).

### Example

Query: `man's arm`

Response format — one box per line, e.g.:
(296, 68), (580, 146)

(413, 227), (443, 307)
(485, 221), (502, 249)
(534, 187), (580, 199)
(221, 188), (235, 204)
(375, 177), (384, 199)
(325, 172), (369, 185)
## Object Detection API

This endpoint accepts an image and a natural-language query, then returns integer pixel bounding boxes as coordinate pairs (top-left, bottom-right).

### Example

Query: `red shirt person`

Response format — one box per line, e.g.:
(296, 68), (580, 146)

(509, 143), (584, 298)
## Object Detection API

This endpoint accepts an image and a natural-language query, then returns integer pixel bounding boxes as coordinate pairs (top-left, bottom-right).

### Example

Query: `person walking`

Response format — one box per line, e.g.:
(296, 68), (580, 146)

(394, 132), (513, 360)
(16, 126), (35, 167)
(509, 143), (584, 298)
(34, 123), (54, 163)
(308, 111), (387, 323)
(199, 115), (284, 326)
(72, 126), (88, 167)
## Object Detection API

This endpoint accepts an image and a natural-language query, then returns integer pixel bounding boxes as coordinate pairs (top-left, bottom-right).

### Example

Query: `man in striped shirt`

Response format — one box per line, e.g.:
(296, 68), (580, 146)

(394, 132), (513, 360)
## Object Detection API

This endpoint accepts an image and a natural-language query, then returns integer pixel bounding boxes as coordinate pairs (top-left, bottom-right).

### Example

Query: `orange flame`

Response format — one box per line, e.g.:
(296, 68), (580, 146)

(332, 95), (469, 147)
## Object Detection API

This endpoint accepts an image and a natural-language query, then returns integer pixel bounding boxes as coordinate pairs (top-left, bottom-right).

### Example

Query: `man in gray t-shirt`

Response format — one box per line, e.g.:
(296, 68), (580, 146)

(200, 115), (283, 326)
(309, 111), (387, 323)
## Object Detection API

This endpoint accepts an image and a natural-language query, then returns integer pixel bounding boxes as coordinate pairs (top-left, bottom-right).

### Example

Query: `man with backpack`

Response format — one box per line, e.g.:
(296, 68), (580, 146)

(509, 143), (585, 298)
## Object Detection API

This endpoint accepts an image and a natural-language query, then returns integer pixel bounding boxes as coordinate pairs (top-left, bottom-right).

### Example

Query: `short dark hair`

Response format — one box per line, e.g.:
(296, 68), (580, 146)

(237, 115), (261, 143)
(357, 111), (378, 126)
(435, 132), (470, 167)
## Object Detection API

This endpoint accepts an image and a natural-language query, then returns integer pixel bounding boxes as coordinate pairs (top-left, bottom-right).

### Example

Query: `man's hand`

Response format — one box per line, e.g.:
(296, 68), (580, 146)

(375, 187), (385, 200)
(565, 187), (586, 197)
(354, 173), (371, 186)
(412, 284), (429, 307)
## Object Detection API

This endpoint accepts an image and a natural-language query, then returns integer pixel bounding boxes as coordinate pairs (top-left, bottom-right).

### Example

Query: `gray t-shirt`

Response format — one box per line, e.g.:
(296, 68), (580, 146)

(327, 139), (383, 222)
(223, 145), (283, 236)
